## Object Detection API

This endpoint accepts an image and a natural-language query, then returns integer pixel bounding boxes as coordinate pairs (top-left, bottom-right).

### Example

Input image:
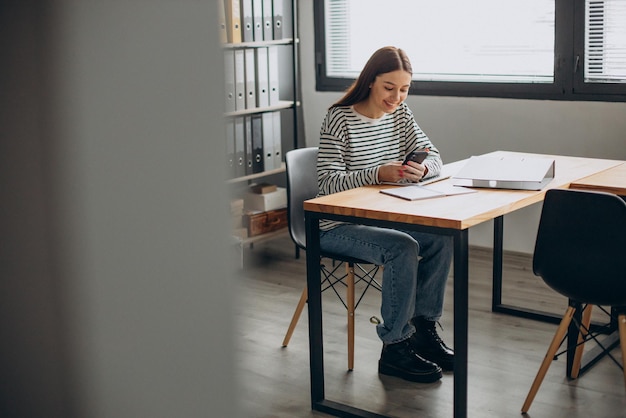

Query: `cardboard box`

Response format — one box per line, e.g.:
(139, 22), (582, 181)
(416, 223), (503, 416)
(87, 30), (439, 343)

(244, 208), (288, 237)
(244, 187), (287, 212)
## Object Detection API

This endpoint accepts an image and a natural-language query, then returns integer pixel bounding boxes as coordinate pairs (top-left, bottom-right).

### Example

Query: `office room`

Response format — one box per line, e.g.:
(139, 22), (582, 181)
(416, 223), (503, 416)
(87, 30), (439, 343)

(237, 1), (626, 417)
(2, 1), (625, 418)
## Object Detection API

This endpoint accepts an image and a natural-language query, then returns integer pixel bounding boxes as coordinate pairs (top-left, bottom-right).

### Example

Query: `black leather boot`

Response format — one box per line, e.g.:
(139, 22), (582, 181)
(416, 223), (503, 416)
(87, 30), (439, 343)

(410, 317), (455, 371)
(378, 339), (442, 383)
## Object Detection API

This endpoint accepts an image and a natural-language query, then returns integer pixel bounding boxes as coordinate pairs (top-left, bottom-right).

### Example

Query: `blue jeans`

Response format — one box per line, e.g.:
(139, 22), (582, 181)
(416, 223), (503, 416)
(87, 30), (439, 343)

(320, 224), (453, 344)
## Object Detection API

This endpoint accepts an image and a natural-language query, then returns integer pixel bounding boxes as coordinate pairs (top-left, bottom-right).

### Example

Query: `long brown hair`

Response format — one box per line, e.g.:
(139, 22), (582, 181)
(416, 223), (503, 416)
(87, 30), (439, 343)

(331, 46), (413, 108)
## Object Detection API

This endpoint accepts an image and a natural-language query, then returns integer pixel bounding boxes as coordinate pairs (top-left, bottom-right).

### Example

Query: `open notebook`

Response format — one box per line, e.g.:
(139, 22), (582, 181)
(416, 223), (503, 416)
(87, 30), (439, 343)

(380, 182), (476, 201)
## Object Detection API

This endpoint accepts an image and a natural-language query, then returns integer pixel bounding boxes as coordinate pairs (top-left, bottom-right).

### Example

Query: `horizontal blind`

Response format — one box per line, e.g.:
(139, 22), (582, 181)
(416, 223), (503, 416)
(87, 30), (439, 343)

(585, 0), (626, 83)
(323, 0), (555, 83)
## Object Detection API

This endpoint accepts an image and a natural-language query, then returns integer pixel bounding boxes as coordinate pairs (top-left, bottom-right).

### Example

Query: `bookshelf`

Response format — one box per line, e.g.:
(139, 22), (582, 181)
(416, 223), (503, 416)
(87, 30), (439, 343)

(221, 0), (301, 249)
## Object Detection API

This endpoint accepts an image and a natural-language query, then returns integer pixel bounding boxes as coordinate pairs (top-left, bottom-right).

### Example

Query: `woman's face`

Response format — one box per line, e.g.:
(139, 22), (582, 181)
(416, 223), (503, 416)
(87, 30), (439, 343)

(367, 69), (412, 116)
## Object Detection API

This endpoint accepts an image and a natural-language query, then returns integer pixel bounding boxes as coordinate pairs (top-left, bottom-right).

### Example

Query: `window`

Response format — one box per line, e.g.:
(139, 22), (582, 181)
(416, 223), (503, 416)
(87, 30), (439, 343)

(315, 0), (626, 101)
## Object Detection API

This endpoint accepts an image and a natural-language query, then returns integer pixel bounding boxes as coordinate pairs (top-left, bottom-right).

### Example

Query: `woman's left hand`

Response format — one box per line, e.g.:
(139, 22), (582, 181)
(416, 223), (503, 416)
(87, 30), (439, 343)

(400, 160), (428, 183)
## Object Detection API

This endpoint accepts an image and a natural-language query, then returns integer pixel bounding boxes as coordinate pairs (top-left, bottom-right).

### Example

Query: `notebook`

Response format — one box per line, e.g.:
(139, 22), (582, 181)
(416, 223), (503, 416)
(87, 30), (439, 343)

(380, 183), (476, 201)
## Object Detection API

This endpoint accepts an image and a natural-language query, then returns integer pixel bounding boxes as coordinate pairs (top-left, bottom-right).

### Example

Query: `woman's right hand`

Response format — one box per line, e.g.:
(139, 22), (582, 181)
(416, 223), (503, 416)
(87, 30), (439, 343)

(378, 161), (408, 183)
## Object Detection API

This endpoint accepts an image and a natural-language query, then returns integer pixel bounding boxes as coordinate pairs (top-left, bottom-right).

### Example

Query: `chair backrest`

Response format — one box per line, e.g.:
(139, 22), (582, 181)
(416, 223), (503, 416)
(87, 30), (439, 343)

(285, 147), (319, 250)
(533, 188), (626, 306)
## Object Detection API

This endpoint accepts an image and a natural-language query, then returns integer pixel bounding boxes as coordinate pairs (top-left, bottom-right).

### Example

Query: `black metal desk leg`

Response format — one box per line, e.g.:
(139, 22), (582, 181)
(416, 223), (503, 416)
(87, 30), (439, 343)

(453, 229), (469, 418)
(491, 216), (504, 310)
(305, 213), (325, 405)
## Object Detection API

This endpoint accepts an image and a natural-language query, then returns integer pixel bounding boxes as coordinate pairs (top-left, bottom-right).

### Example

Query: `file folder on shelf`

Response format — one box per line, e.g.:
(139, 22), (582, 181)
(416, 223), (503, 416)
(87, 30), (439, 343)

(255, 47), (269, 108)
(244, 48), (257, 109)
(241, 0), (254, 43)
(234, 117), (246, 178)
(452, 154), (555, 191)
(262, 0), (273, 40)
(268, 47), (280, 105)
(226, 119), (235, 178)
(272, 0), (283, 39)
(234, 49), (246, 111)
(218, 0), (227, 43)
(225, 0), (242, 43)
(252, 0), (264, 41)
(272, 111), (282, 168)
(244, 116), (254, 175)
(251, 114), (264, 173)
(224, 50), (235, 113)
(262, 112), (275, 170)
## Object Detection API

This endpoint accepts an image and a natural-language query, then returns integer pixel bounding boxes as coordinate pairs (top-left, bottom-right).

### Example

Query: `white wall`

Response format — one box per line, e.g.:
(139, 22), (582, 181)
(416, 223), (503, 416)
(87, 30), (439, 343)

(298, 0), (626, 254)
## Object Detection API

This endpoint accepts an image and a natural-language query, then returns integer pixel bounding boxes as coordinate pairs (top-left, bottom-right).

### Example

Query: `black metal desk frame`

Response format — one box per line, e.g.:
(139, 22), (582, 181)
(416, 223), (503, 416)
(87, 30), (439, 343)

(305, 211), (469, 418)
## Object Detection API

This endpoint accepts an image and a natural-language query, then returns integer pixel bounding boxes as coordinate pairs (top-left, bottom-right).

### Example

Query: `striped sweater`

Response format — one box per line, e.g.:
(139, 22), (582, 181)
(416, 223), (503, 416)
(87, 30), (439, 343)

(317, 103), (443, 231)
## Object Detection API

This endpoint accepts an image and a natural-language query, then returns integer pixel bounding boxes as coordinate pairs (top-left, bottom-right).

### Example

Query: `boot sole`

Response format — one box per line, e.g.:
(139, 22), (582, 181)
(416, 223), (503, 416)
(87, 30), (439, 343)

(378, 361), (443, 383)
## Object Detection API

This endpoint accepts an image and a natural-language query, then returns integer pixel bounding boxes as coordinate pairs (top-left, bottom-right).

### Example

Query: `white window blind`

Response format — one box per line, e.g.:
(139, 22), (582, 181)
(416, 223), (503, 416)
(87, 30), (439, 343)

(585, 0), (626, 83)
(324, 0), (555, 83)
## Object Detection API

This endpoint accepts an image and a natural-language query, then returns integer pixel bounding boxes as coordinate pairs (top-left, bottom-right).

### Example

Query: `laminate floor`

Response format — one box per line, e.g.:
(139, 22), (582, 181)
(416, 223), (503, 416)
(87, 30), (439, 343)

(234, 233), (625, 418)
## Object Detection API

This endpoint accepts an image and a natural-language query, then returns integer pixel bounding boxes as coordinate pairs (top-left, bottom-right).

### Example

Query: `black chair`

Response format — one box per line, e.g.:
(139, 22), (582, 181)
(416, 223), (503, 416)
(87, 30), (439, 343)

(281, 147), (381, 370)
(522, 188), (626, 414)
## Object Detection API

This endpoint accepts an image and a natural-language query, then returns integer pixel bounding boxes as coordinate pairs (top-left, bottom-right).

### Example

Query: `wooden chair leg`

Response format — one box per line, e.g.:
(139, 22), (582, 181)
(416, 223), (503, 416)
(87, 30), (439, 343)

(571, 304), (593, 379)
(347, 263), (355, 371)
(618, 313), (626, 391)
(282, 287), (308, 347)
(522, 306), (576, 414)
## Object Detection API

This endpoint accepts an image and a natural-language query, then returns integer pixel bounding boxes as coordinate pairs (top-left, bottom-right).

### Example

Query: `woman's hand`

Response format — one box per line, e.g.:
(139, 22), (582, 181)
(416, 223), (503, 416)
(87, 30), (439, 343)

(378, 160), (428, 183)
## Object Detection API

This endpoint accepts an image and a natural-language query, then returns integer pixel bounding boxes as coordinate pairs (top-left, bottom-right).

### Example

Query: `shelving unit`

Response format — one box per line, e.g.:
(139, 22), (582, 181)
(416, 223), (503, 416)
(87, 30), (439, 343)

(222, 0), (300, 251)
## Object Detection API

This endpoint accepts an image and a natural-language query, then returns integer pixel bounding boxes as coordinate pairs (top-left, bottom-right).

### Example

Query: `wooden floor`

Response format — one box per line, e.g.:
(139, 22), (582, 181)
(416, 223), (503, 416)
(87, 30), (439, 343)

(234, 233), (625, 418)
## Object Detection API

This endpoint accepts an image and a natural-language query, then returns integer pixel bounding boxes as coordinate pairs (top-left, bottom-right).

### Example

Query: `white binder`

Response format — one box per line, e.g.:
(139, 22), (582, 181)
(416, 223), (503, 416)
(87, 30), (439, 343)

(262, 112), (275, 170)
(234, 49), (246, 111)
(234, 117), (246, 177)
(241, 0), (254, 42)
(255, 47), (269, 107)
(225, 119), (235, 177)
(244, 48), (257, 109)
(252, 0), (264, 41)
(262, 0), (273, 40)
(272, 111), (282, 168)
(224, 50), (235, 113)
(267, 46), (280, 105)
(452, 154), (556, 191)
(272, 0), (283, 39)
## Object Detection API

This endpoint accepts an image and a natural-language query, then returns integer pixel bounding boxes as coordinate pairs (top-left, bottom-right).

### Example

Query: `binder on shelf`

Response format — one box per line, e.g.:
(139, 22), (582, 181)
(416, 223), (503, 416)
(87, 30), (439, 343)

(234, 117), (246, 178)
(252, 0), (264, 41)
(272, 0), (283, 39)
(226, 119), (235, 178)
(267, 46), (280, 105)
(255, 47), (270, 107)
(251, 114), (264, 173)
(452, 154), (556, 191)
(225, 0), (242, 43)
(272, 111), (282, 168)
(244, 48), (257, 109)
(240, 0), (254, 43)
(218, 0), (227, 43)
(262, 112), (275, 170)
(224, 50), (236, 113)
(244, 116), (254, 175)
(234, 49), (246, 111)
(262, 0), (273, 41)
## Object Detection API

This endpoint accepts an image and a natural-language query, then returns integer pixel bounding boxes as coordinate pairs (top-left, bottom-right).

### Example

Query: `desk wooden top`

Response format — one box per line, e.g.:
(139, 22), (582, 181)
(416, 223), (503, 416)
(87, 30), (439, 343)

(304, 151), (623, 230)
(569, 162), (626, 196)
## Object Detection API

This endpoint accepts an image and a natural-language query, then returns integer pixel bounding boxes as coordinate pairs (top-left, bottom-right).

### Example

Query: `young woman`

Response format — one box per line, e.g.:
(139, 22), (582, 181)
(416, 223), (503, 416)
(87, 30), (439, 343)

(317, 46), (454, 383)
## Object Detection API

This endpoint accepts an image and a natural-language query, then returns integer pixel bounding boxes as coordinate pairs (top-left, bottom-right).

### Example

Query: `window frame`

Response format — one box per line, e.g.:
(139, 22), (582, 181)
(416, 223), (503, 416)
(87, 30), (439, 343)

(313, 0), (626, 102)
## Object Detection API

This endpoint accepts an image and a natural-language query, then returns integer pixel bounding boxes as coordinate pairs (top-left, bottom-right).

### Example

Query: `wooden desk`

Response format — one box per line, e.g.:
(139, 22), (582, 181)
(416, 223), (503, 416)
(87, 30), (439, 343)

(303, 151), (621, 418)
(570, 162), (626, 196)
